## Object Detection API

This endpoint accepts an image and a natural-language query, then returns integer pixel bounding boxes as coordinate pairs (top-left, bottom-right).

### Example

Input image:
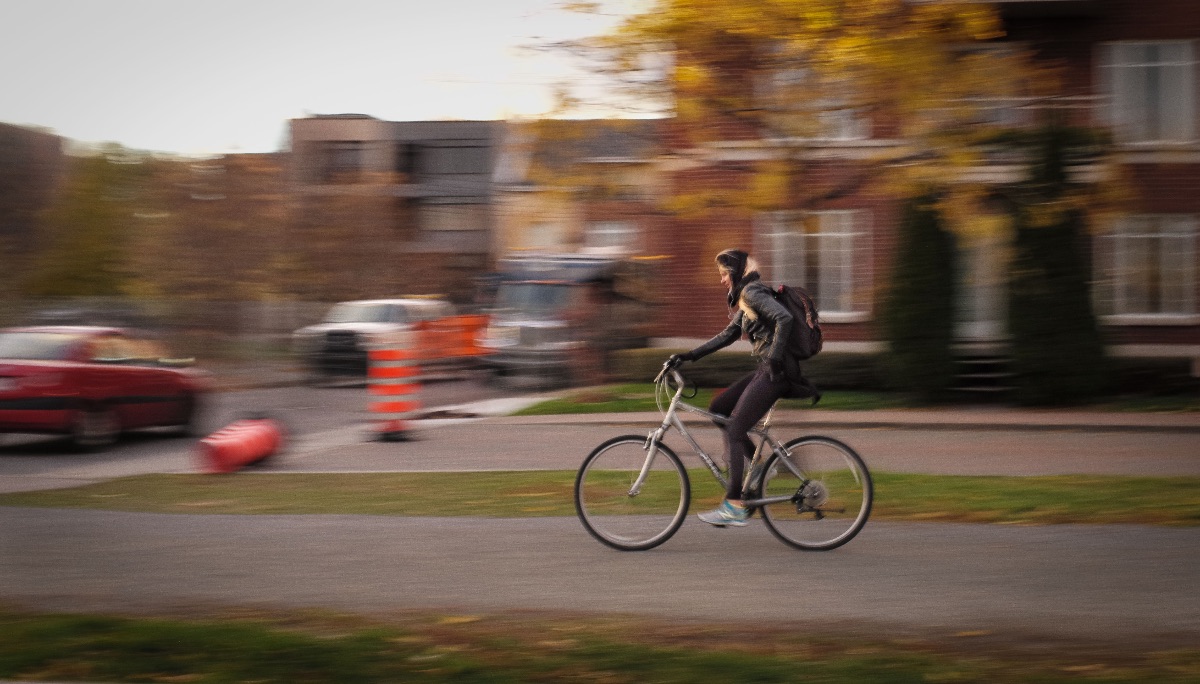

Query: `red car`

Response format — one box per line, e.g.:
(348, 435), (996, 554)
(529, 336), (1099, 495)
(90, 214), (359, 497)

(0, 326), (209, 450)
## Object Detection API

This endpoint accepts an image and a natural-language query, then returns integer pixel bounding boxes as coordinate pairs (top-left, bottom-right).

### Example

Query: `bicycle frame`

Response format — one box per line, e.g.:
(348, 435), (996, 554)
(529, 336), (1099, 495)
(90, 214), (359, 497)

(629, 368), (807, 509)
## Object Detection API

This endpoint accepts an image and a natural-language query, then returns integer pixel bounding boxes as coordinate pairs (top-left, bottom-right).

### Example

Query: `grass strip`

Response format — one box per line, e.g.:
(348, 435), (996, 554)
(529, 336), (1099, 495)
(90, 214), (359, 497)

(1, 607), (1197, 683)
(510, 384), (1198, 415)
(511, 385), (908, 415)
(2, 471), (1198, 525)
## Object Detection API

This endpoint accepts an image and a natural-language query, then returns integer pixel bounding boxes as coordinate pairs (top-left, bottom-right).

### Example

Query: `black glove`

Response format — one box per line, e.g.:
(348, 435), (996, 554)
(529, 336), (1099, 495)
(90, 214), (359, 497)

(666, 352), (694, 368)
(768, 357), (785, 380)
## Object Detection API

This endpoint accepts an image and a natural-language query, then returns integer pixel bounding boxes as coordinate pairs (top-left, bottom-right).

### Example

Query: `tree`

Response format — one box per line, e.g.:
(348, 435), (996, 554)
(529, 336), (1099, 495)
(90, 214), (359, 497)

(552, 0), (1021, 213)
(23, 147), (149, 297)
(882, 194), (957, 401)
(1006, 123), (1109, 405)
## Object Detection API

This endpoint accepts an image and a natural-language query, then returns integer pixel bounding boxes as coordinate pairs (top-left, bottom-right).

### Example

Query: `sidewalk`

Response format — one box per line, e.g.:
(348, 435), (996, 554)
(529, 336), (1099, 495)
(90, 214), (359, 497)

(210, 360), (1199, 434)
(472, 405), (1200, 432)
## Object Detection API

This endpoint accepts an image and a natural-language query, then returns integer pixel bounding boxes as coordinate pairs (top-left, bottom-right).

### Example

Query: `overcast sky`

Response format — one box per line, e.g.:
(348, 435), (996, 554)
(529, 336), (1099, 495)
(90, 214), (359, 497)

(0, 0), (630, 156)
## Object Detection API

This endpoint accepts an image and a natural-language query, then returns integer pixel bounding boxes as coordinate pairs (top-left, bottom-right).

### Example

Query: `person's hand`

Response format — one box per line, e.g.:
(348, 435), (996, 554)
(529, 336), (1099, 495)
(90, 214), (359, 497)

(666, 353), (693, 368)
(768, 357), (785, 380)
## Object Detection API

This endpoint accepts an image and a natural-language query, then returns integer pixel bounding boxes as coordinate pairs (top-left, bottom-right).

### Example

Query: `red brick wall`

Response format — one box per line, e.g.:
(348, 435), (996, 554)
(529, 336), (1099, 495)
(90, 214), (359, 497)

(647, 0), (1200, 351)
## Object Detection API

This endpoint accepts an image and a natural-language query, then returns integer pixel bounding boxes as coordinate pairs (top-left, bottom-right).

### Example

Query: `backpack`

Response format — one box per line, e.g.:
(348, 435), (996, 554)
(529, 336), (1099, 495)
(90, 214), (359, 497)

(773, 284), (823, 360)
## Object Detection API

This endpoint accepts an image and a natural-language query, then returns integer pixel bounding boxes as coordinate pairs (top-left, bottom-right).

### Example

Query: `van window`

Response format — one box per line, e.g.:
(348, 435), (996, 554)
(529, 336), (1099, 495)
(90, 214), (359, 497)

(325, 303), (400, 324)
(495, 283), (580, 317)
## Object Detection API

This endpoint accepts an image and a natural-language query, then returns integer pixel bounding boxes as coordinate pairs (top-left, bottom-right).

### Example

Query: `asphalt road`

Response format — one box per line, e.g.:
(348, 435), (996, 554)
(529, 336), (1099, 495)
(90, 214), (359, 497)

(1, 380), (1198, 650)
(2, 508), (1197, 649)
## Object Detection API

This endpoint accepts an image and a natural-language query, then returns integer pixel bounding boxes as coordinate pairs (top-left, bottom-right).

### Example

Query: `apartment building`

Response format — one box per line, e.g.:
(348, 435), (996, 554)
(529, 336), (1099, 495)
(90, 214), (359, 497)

(628, 0), (1199, 373)
(492, 118), (666, 257)
(286, 0), (1198, 374)
(288, 115), (498, 301)
(0, 122), (65, 266)
(1003, 0), (1200, 368)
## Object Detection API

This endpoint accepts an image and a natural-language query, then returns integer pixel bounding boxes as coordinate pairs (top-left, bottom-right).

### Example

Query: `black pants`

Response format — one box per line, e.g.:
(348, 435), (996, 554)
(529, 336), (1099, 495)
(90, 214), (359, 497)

(708, 366), (789, 499)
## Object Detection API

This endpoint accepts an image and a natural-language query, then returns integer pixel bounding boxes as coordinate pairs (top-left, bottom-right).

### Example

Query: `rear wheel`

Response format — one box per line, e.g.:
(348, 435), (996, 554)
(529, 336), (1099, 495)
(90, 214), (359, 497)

(759, 436), (872, 550)
(70, 405), (119, 451)
(575, 436), (690, 551)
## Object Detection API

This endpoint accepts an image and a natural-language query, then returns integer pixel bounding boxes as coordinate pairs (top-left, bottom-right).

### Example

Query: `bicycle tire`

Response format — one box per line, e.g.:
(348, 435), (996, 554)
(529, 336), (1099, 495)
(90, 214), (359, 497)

(575, 435), (691, 551)
(758, 436), (872, 551)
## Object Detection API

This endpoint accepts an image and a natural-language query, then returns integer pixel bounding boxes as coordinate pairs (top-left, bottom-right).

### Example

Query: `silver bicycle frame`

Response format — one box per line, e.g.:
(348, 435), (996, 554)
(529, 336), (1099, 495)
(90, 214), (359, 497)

(629, 368), (806, 507)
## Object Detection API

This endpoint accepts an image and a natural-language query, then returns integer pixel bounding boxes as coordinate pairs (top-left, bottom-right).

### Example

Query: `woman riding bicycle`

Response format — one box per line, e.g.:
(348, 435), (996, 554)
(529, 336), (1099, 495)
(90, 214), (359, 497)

(668, 248), (819, 527)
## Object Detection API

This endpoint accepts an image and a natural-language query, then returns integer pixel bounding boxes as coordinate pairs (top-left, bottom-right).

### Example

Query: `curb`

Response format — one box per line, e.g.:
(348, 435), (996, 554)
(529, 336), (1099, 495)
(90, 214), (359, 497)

(205, 369), (1199, 434)
(437, 407), (1200, 434)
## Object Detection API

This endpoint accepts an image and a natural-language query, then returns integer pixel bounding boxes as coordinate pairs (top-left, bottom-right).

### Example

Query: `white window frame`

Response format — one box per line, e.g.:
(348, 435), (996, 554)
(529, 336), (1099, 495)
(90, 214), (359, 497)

(1095, 214), (1199, 324)
(1099, 40), (1198, 145)
(755, 210), (872, 322)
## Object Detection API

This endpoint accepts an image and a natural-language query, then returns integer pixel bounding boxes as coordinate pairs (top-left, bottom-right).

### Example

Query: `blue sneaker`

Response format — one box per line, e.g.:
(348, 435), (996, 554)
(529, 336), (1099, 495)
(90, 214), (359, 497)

(697, 500), (749, 527)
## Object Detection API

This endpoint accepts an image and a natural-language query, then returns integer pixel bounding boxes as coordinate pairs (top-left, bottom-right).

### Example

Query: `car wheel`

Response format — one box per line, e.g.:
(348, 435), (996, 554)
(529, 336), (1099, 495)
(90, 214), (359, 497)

(167, 393), (202, 438)
(71, 405), (119, 451)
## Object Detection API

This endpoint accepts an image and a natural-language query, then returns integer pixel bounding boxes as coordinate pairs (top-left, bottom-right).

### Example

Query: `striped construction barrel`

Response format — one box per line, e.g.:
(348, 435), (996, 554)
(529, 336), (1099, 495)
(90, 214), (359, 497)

(368, 343), (422, 441)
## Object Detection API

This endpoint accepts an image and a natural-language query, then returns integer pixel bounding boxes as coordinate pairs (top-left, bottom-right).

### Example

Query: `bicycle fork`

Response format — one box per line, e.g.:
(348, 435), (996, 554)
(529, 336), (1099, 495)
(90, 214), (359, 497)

(627, 426), (669, 497)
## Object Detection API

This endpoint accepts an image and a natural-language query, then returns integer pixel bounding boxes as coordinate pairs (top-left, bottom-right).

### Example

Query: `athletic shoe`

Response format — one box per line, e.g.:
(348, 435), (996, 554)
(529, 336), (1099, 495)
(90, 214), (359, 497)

(697, 500), (750, 527)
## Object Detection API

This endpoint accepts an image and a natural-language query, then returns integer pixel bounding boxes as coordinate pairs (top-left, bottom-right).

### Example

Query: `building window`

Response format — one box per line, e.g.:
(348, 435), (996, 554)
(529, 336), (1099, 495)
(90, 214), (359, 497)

(1095, 215), (1197, 320)
(523, 222), (567, 251)
(755, 63), (869, 141)
(956, 44), (1030, 129)
(418, 202), (487, 231)
(756, 210), (872, 319)
(1099, 41), (1197, 144)
(427, 146), (489, 175)
(402, 144), (488, 175)
(319, 141), (363, 183)
(585, 221), (639, 252)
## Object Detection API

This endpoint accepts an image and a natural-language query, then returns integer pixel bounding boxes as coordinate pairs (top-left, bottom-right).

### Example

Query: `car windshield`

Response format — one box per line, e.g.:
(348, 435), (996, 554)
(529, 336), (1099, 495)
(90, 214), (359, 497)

(494, 283), (578, 318)
(0, 332), (83, 361)
(324, 303), (402, 324)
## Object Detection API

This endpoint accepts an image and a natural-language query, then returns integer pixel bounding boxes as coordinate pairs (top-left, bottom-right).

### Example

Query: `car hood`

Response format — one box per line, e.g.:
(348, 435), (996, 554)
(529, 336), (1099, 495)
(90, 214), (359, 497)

(294, 322), (410, 335)
(0, 360), (73, 375)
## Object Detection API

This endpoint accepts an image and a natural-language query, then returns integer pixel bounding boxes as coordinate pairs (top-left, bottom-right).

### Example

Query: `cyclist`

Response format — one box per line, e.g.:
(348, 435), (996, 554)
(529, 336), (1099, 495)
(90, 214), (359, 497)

(668, 248), (819, 527)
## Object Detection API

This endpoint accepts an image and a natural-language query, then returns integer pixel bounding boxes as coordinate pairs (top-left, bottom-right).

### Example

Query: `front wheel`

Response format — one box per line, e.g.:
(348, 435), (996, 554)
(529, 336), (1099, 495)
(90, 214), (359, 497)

(758, 436), (872, 551)
(70, 404), (119, 451)
(575, 436), (690, 551)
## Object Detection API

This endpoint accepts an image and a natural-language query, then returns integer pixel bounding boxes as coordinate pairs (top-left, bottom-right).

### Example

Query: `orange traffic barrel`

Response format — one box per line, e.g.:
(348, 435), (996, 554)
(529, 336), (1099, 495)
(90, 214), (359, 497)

(197, 418), (284, 473)
(368, 342), (421, 441)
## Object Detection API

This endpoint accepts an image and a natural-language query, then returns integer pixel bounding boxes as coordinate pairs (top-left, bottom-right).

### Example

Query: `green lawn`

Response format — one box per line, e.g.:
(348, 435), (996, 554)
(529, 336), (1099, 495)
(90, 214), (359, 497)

(512, 384), (1199, 415)
(3, 471), (1198, 525)
(1, 607), (1197, 683)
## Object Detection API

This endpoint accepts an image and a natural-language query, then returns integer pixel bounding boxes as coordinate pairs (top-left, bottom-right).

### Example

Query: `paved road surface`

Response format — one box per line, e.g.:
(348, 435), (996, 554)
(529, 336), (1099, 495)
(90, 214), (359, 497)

(2, 393), (1198, 651)
(2, 508), (1197, 649)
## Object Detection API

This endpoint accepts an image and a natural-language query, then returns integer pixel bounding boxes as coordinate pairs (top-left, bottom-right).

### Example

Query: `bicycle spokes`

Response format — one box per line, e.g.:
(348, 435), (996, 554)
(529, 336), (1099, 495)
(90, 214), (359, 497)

(758, 437), (873, 550)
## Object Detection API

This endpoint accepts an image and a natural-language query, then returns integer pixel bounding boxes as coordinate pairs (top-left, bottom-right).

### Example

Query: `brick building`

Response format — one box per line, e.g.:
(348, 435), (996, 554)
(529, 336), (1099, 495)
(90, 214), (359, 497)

(633, 0), (1200, 374)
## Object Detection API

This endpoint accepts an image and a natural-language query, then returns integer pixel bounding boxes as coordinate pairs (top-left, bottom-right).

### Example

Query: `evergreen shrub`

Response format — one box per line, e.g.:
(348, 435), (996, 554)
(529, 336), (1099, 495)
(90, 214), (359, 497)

(880, 195), (958, 401)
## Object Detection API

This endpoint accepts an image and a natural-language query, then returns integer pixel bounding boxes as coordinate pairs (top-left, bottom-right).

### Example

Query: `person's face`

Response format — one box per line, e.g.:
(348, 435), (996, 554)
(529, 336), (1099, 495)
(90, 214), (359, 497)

(719, 266), (732, 290)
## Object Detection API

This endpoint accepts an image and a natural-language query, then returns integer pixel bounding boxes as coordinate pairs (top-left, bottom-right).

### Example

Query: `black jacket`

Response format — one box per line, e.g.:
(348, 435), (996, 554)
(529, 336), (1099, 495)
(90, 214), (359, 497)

(685, 273), (818, 400)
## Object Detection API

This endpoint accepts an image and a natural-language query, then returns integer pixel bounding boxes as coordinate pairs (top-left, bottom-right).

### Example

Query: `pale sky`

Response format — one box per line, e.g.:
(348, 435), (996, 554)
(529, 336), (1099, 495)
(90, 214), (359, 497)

(0, 0), (631, 156)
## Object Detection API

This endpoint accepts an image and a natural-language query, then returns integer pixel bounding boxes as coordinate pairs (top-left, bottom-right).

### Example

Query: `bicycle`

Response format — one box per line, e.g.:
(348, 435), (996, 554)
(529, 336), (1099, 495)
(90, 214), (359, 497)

(574, 360), (873, 551)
